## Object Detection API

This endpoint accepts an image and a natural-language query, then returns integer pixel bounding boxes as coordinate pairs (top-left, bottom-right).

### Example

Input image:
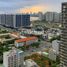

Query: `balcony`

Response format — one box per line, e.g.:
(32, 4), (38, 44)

(61, 33), (67, 37)
(62, 22), (67, 25)
(61, 39), (67, 43)
(60, 54), (67, 59)
(61, 42), (67, 45)
(61, 27), (67, 30)
(62, 32), (67, 34)
(62, 12), (67, 14)
(60, 46), (67, 50)
(61, 36), (67, 39)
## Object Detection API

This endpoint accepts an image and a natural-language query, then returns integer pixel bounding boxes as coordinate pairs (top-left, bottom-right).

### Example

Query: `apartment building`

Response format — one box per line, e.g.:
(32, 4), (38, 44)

(60, 2), (67, 67)
(3, 48), (24, 67)
(0, 14), (30, 28)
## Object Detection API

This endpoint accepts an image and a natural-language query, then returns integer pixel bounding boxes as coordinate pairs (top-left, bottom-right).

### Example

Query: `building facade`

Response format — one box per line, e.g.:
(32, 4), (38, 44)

(3, 48), (24, 67)
(45, 12), (61, 22)
(6, 14), (14, 27)
(21, 15), (30, 27)
(1, 14), (6, 25)
(54, 12), (60, 23)
(15, 37), (38, 47)
(38, 12), (44, 21)
(45, 12), (54, 22)
(52, 40), (60, 55)
(60, 3), (67, 67)
(15, 14), (22, 28)
(0, 14), (30, 28)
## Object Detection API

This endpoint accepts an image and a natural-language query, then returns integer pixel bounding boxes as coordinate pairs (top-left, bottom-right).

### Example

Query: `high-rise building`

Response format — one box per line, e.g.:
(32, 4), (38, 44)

(45, 12), (61, 22)
(3, 48), (24, 67)
(38, 12), (44, 21)
(60, 2), (67, 67)
(54, 12), (60, 23)
(6, 14), (14, 27)
(21, 15), (30, 27)
(15, 14), (22, 28)
(0, 14), (30, 28)
(45, 12), (54, 22)
(1, 14), (6, 25)
(15, 14), (30, 28)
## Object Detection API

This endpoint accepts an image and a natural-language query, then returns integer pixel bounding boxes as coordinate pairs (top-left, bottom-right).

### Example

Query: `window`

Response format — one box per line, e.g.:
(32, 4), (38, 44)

(63, 5), (66, 8)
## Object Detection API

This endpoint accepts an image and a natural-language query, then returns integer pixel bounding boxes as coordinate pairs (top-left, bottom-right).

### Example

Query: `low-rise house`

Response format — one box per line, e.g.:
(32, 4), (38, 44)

(33, 31), (44, 35)
(20, 35), (27, 39)
(48, 33), (54, 39)
(15, 37), (38, 47)
(10, 32), (20, 38)
(24, 59), (39, 67)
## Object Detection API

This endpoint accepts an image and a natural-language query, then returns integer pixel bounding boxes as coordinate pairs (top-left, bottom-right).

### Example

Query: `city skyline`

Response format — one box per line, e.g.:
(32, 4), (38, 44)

(0, 0), (67, 14)
(0, 1), (67, 67)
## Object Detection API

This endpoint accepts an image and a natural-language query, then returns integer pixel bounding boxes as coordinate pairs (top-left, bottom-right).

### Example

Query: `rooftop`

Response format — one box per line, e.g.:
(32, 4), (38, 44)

(15, 37), (37, 43)
(25, 59), (39, 67)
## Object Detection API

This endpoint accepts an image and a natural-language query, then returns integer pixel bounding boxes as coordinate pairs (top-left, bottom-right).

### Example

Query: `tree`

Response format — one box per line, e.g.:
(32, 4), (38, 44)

(49, 35), (61, 43)
(31, 42), (40, 48)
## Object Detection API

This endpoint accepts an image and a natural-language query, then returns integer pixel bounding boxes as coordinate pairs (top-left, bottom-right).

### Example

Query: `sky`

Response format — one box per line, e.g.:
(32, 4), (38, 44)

(0, 0), (67, 14)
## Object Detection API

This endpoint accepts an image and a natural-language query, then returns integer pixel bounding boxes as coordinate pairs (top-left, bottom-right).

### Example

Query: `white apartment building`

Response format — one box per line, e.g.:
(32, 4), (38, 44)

(3, 48), (24, 67)
(45, 12), (54, 22)
(54, 12), (60, 23)
(52, 40), (60, 54)
(45, 12), (60, 22)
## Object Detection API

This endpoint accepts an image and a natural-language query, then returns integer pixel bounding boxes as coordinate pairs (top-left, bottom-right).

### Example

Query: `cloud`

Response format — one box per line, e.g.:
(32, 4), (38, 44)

(0, 0), (37, 12)
(17, 4), (49, 13)
(0, 0), (67, 13)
